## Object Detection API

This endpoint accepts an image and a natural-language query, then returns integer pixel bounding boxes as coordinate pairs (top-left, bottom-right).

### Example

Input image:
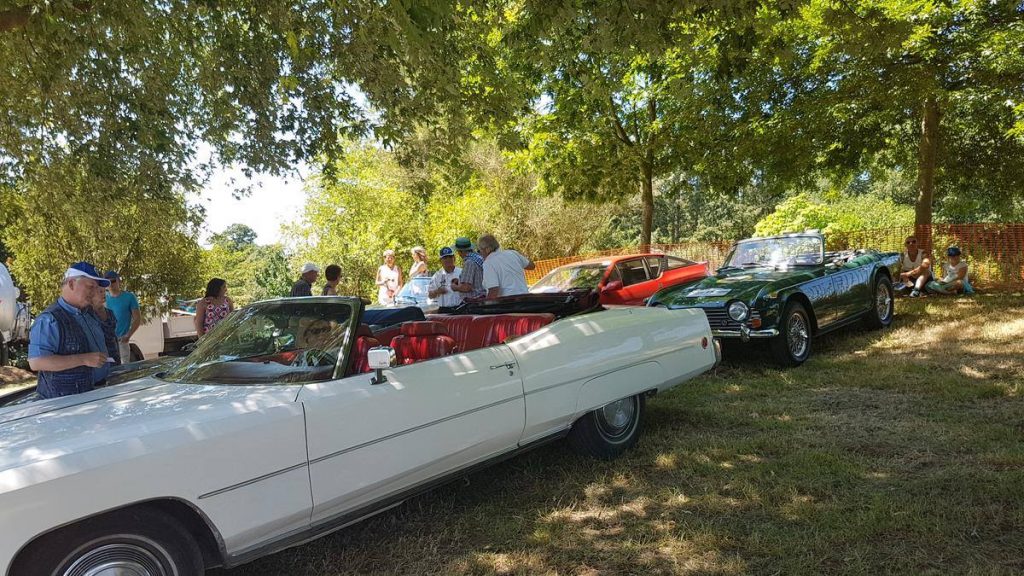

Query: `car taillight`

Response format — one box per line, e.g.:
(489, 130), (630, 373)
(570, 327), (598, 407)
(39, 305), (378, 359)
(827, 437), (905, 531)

(701, 336), (708, 349)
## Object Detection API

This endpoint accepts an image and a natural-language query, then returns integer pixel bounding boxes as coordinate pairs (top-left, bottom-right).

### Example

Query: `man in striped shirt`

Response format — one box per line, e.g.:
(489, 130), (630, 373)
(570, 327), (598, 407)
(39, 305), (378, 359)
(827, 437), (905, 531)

(451, 237), (487, 300)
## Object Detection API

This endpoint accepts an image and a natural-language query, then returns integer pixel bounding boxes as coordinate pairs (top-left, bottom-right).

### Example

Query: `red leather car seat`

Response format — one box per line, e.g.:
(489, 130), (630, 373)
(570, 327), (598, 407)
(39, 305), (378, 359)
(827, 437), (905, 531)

(474, 313), (555, 348)
(349, 324), (380, 375)
(390, 321), (457, 365)
(427, 313), (555, 351)
(373, 325), (402, 346)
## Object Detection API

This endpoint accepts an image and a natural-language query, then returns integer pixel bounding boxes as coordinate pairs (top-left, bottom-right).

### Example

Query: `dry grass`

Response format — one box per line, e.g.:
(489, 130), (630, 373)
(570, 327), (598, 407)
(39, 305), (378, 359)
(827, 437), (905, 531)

(215, 294), (1024, 576)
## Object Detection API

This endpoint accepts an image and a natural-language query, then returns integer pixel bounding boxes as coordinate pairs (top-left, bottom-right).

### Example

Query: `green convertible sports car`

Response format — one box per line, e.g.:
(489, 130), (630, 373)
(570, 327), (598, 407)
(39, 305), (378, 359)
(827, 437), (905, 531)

(648, 232), (900, 366)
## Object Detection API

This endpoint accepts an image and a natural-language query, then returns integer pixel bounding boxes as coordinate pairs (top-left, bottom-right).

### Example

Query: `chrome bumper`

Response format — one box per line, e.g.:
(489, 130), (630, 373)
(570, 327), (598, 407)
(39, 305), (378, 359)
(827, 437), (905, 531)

(712, 326), (780, 342)
(712, 338), (723, 368)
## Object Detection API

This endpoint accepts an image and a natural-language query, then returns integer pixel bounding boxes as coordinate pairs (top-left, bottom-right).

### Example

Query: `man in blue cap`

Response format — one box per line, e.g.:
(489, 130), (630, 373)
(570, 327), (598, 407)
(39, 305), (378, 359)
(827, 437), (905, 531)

(28, 262), (113, 398)
(427, 246), (464, 312)
(104, 270), (141, 363)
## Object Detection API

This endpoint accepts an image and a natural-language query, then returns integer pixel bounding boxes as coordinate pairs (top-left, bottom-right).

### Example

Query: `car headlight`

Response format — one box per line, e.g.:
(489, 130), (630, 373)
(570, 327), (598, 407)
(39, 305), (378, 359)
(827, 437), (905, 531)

(727, 301), (749, 322)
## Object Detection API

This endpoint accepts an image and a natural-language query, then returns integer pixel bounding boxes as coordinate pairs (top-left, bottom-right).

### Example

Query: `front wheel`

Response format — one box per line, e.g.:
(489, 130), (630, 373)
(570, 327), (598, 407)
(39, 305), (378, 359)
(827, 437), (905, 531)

(770, 301), (813, 367)
(14, 508), (204, 576)
(568, 394), (646, 460)
(863, 275), (894, 329)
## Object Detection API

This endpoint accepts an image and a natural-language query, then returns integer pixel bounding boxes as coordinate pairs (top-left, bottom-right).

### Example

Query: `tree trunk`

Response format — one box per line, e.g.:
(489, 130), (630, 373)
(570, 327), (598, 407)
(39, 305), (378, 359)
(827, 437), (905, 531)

(915, 95), (940, 250)
(640, 161), (654, 250)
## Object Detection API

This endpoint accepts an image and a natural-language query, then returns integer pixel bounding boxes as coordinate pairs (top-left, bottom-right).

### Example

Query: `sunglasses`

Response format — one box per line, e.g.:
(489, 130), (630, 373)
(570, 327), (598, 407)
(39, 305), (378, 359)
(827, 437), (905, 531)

(306, 327), (331, 336)
(905, 241), (916, 245)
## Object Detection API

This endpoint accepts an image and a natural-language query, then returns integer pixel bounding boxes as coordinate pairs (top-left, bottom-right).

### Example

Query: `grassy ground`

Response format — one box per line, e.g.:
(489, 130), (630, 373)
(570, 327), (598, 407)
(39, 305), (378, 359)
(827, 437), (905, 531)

(209, 293), (1020, 574)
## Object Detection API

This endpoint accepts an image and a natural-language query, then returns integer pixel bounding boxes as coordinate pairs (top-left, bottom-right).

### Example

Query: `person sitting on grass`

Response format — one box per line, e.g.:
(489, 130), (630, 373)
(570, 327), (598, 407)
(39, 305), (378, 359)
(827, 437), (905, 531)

(896, 236), (931, 297)
(925, 246), (972, 296)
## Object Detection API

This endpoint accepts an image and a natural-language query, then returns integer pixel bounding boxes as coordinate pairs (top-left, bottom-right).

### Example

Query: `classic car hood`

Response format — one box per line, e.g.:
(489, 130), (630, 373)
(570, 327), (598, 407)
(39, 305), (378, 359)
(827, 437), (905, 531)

(0, 378), (300, 474)
(655, 267), (821, 306)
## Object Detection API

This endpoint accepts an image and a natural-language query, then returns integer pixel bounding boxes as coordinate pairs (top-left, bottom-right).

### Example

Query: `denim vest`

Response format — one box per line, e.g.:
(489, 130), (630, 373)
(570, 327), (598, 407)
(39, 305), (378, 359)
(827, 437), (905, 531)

(97, 308), (121, 364)
(36, 303), (96, 399)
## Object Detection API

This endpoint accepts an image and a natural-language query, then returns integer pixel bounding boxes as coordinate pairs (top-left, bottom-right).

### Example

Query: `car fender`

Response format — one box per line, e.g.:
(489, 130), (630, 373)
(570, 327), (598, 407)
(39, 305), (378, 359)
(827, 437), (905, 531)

(572, 361), (663, 419)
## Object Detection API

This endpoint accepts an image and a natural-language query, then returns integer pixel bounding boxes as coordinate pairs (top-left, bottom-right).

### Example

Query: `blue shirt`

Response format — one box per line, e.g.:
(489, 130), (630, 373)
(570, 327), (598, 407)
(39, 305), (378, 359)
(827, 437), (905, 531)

(105, 291), (140, 338)
(29, 297), (111, 384)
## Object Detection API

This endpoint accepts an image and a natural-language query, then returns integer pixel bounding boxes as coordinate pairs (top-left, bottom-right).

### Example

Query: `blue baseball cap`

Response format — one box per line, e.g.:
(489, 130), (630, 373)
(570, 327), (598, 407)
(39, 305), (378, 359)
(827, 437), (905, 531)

(64, 261), (111, 287)
(947, 246), (961, 257)
(104, 270), (121, 280)
(439, 246), (455, 258)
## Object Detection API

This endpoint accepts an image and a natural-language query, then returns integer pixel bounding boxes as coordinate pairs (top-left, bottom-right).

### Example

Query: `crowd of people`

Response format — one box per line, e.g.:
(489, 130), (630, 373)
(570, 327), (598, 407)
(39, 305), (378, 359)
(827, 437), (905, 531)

(289, 234), (536, 310)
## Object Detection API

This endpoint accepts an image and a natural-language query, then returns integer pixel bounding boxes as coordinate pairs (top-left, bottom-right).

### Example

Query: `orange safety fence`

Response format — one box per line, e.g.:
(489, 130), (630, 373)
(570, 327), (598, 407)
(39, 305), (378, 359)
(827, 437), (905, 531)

(526, 224), (1024, 290)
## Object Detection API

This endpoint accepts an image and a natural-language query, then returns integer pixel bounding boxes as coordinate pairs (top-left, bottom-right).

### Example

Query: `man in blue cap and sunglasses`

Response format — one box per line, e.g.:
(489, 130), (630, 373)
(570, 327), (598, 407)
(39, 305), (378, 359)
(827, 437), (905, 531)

(28, 262), (113, 398)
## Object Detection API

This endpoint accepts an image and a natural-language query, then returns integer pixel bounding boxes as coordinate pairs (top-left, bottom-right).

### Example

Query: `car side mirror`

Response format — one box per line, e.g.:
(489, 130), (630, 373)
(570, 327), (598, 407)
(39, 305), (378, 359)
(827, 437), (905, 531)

(602, 280), (623, 293)
(367, 346), (396, 385)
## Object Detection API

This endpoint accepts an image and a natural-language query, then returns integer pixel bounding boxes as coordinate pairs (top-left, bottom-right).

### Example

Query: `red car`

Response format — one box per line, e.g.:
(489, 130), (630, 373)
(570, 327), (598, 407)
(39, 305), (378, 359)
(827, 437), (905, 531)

(529, 253), (709, 306)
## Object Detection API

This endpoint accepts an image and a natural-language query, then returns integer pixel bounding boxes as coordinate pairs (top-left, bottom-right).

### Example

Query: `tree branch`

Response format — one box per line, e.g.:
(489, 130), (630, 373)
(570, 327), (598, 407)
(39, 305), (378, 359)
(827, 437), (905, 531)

(0, 1), (91, 33)
(608, 97), (633, 146)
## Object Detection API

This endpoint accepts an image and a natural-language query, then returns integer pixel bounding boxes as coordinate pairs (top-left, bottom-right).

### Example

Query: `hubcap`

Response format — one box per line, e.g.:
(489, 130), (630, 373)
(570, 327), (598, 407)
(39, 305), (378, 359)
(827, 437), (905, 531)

(787, 313), (809, 358)
(876, 283), (892, 321)
(596, 397), (636, 440)
(64, 543), (167, 576)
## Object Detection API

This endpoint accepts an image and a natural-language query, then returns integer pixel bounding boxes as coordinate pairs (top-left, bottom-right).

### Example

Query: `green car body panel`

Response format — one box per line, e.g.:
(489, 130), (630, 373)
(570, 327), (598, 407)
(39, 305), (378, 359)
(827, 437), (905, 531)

(649, 237), (900, 339)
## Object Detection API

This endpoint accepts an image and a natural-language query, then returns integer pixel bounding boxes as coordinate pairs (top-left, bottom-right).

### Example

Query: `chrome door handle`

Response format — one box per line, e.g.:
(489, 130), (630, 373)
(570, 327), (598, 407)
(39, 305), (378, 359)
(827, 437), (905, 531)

(490, 362), (515, 370)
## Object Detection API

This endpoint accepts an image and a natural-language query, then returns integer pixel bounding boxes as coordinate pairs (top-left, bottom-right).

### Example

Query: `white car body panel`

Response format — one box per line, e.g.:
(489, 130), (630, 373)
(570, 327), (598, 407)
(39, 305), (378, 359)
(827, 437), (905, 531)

(0, 306), (714, 574)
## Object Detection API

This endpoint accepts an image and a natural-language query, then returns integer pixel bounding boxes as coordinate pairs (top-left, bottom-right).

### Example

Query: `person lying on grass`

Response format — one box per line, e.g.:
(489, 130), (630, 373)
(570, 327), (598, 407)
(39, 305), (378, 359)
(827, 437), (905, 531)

(925, 246), (973, 296)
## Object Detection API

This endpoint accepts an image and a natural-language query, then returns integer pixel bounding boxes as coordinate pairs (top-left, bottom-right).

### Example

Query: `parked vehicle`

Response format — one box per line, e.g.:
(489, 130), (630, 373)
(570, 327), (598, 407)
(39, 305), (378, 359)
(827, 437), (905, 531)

(129, 304), (198, 362)
(648, 232), (899, 366)
(530, 253), (708, 306)
(0, 263), (31, 365)
(0, 296), (717, 575)
(368, 276), (438, 314)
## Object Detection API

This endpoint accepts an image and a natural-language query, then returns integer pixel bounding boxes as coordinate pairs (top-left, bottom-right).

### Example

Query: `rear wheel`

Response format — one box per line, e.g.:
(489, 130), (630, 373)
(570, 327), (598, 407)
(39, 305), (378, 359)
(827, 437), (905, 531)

(770, 301), (812, 367)
(568, 394), (645, 460)
(14, 508), (204, 576)
(129, 344), (144, 363)
(863, 275), (894, 329)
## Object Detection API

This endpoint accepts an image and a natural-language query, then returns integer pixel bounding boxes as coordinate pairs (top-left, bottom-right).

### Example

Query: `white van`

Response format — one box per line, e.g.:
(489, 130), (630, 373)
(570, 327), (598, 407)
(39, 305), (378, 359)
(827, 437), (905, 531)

(0, 263), (30, 345)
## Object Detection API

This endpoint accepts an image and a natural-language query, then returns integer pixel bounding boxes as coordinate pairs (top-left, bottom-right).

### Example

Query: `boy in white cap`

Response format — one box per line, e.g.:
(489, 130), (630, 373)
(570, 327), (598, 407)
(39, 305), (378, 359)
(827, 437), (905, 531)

(28, 262), (113, 398)
(290, 262), (320, 297)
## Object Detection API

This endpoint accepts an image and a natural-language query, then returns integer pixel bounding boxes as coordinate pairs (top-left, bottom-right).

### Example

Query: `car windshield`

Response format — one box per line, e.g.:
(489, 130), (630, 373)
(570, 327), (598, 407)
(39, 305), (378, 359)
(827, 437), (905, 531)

(164, 299), (355, 385)
(395, 277), (432, 305)
(725, 236), (824, 268)
(530, 264), (606, 293)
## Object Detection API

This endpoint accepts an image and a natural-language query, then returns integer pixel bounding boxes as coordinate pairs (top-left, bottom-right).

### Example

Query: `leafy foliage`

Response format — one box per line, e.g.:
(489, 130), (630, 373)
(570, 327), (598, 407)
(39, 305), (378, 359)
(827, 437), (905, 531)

(0, 158), (204, 313)
(203, 224), (291, 306)
(755, 192), (915, 246)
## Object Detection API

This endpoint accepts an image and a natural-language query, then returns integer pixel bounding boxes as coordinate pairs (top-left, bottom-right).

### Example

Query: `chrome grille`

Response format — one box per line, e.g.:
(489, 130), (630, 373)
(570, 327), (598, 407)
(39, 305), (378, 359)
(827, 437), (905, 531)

(700, 307), (760, 330)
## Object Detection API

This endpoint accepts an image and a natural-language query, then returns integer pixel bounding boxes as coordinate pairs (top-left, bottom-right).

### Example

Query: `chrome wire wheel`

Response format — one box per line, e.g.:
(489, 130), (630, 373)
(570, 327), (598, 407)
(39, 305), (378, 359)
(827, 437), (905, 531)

(63, 540), (169, 576)
(876, 283), (893, 322)
(787, 312), (809, 359)
(596, 396), (638, 441)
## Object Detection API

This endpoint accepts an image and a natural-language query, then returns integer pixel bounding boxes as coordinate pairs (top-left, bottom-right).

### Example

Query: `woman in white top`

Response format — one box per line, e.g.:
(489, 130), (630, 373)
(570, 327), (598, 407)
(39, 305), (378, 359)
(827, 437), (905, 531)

(926, 246), (971, 295)
(409, 246), (429, 278)
(375, 250), (402, 305)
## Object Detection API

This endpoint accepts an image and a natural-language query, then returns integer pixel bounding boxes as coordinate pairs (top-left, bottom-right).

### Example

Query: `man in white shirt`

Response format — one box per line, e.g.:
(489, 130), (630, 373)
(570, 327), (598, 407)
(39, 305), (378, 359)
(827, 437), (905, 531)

(478, 234), (536, 299)
(897, 236), (932, 298)
(427, 247), (464, 312)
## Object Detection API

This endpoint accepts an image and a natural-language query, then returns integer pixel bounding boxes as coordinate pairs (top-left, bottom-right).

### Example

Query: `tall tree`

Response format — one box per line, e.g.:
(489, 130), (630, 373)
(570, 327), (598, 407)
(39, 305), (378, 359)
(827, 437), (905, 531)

(490, 1), (753, 246)
(746, 0), (1024, 238)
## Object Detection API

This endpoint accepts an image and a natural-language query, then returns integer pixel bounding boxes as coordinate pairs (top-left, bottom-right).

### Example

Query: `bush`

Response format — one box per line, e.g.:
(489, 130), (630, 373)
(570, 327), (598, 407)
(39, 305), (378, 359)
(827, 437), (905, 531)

(754, 193), (914, 246)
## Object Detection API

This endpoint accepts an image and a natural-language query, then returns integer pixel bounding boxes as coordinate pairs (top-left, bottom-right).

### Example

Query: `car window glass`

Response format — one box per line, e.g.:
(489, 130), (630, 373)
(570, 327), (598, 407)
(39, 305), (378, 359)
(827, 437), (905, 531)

(165, 301), (355, 385)
(606, 266), (621, 285)
(396, 277), (431, 305)
(617, 259), (649, 287)
(530, 264), (607, 292)
(665, 256), (695, 270)
(645, 256), (665, 278)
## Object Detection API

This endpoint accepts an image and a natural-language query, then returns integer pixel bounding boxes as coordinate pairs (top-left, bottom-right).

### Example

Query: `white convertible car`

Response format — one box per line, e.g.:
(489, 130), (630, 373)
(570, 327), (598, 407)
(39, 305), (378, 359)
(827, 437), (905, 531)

(0, 297), (716, 576)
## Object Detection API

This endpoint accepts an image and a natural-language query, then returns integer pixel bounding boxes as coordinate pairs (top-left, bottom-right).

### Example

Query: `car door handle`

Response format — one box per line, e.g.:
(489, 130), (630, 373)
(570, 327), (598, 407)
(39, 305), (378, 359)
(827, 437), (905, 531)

(490, 362), (515, 370)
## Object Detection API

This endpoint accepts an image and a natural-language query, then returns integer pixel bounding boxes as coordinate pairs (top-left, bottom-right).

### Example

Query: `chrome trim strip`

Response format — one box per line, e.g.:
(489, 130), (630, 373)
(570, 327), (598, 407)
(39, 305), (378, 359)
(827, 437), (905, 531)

(198, 462), (309, 500)
(713, 328), (779, 339)
(308, 395), (524, 465)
